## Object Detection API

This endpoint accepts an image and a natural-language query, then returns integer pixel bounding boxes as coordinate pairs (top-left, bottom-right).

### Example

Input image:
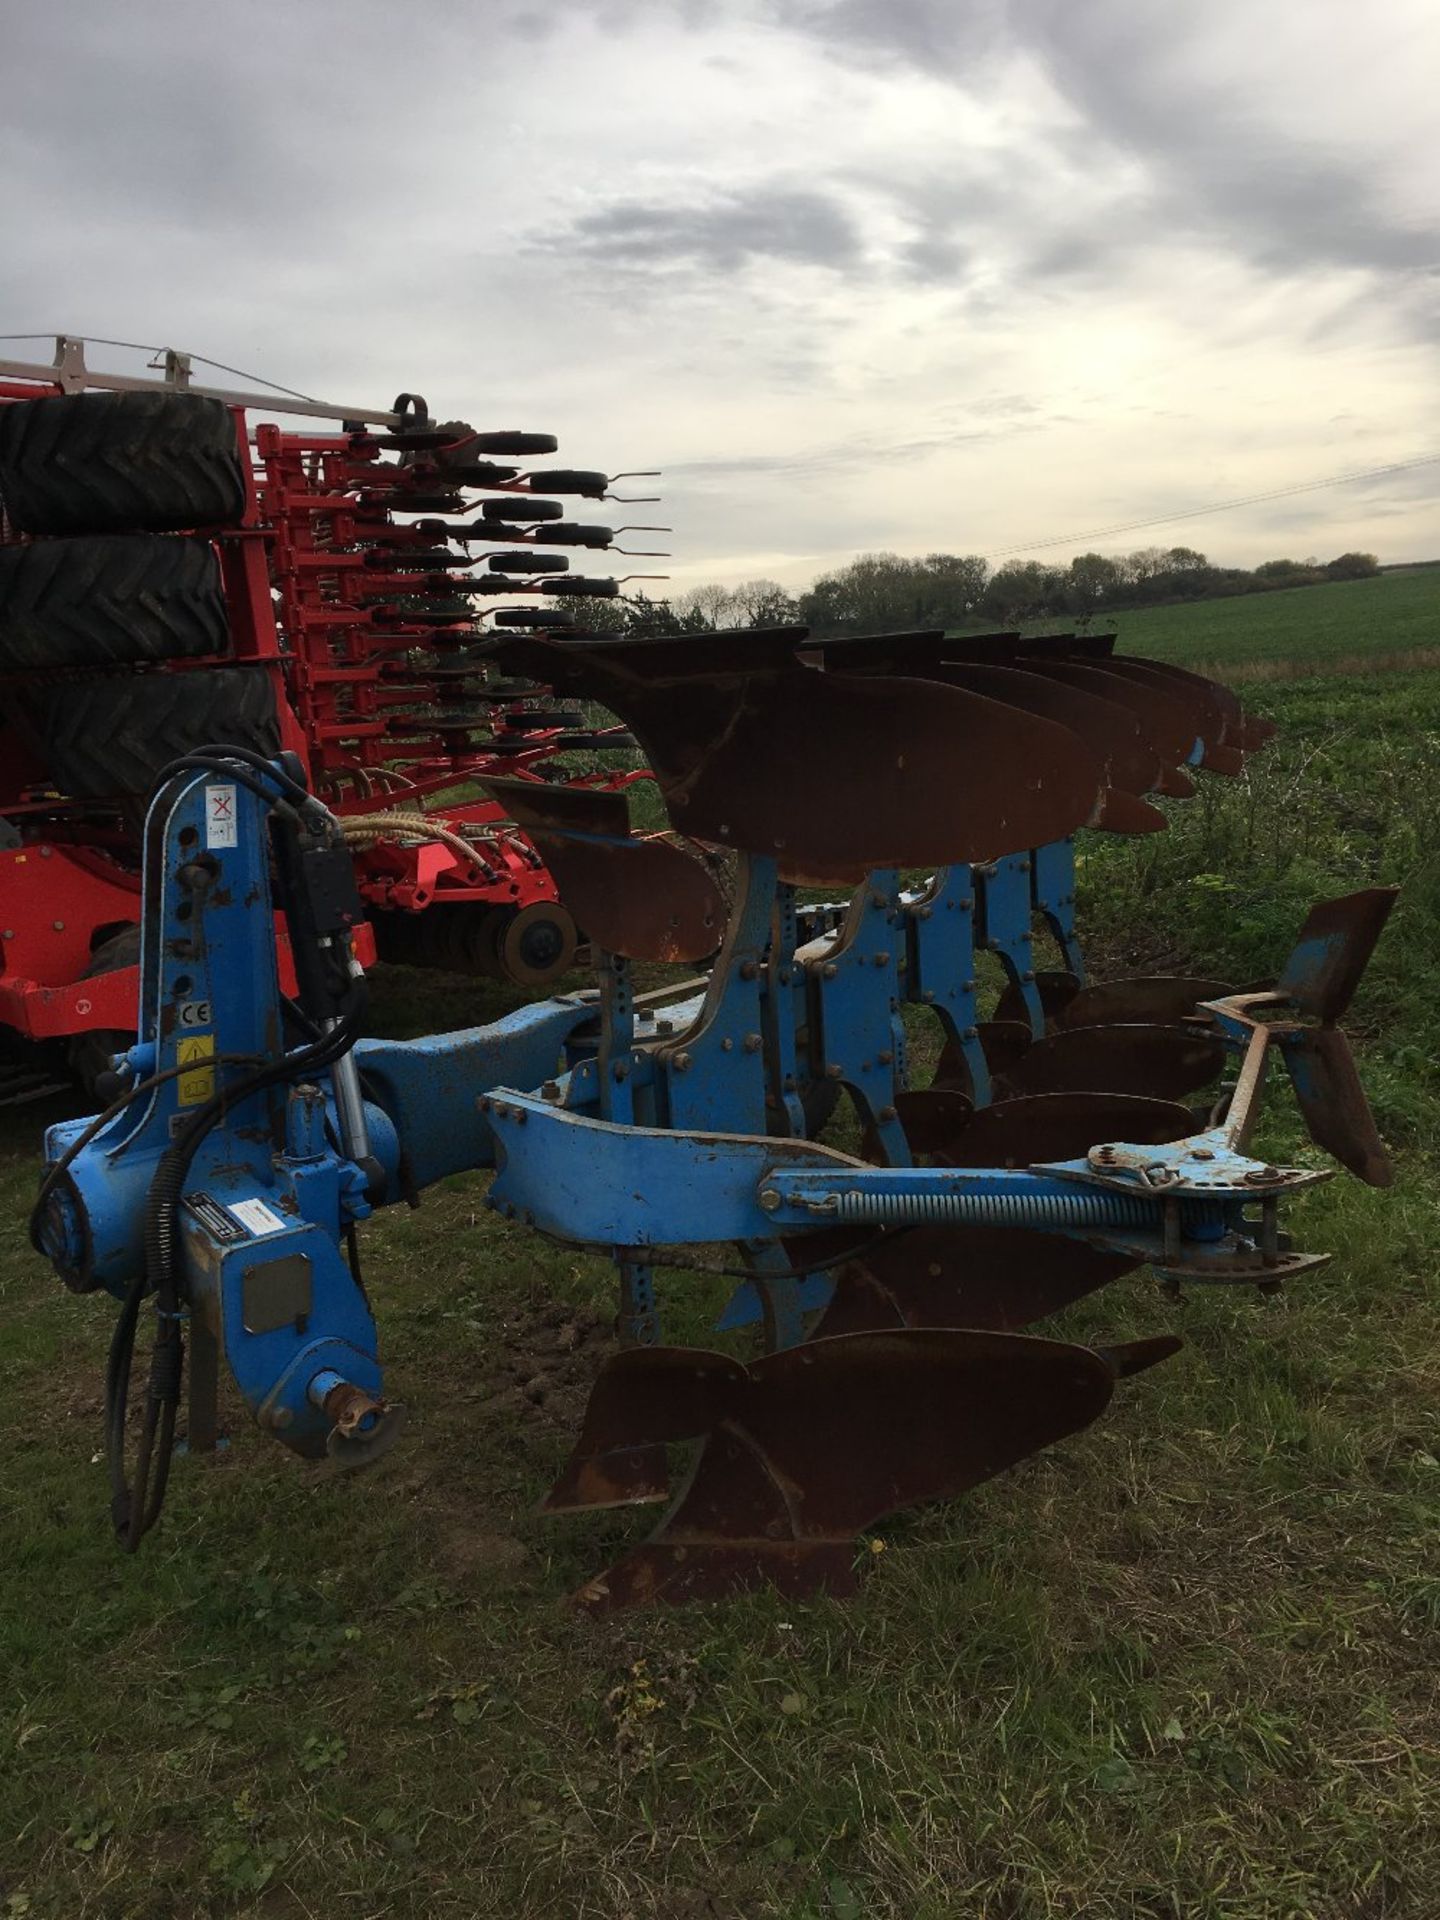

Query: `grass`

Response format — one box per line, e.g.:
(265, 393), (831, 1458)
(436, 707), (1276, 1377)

(5, 634), (1440, 1913)
(1100, 563), (1439, 676)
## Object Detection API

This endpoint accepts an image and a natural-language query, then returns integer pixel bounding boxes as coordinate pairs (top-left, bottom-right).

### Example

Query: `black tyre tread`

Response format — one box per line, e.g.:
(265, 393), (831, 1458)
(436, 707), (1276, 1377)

(68, 926), (142, 1101)
(0, 535), (229, 670)
(0, 392), (247, 536)
(35, 668), (280, 800)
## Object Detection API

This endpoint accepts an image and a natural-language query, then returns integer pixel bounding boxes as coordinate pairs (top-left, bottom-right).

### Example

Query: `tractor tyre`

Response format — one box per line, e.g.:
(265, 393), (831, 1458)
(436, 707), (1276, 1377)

(0, 391), (247, 536)
(31, 667), (280, 805)
(68, 925), (141, 1103)
(0, 535), (229, 671)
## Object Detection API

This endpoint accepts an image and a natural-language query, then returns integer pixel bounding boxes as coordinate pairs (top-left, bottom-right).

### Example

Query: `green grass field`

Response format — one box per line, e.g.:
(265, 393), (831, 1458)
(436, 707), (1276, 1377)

(4, 585), (1440, 1917)
(1104, 564), (1439, 675)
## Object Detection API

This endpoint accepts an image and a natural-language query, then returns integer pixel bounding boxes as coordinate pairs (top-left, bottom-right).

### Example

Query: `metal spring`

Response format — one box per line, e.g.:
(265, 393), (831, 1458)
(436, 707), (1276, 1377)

(829, 1188), (1159, 1230)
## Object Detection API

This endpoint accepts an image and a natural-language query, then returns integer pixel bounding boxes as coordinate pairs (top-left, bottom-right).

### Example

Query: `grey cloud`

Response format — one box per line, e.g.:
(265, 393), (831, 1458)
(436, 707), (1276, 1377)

(541, 187), (863, 272)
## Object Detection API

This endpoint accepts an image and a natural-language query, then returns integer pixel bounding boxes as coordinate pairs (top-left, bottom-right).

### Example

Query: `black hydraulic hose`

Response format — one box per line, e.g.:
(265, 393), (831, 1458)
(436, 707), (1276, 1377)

(111, 991), (368, 1549)
(101, 746), (362, 1549)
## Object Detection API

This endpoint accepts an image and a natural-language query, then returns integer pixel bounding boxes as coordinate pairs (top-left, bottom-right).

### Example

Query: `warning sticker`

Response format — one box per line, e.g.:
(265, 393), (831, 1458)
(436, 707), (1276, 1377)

(205, 783), (238, 849)
(228, 1197), (288, 1237)
(176, 1033), (215, 1106)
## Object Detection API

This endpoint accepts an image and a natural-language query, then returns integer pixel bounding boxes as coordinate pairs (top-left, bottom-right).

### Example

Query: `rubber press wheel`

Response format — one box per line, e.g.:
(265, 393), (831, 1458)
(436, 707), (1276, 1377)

(0, 391), (247, 536)
(496, 902), (578, 988)
(0, 535), (229, 671)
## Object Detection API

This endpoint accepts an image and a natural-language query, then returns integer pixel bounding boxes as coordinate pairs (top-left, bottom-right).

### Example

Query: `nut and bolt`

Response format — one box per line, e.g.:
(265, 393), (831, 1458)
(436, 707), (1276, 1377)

(673, 1051), (693, 1072)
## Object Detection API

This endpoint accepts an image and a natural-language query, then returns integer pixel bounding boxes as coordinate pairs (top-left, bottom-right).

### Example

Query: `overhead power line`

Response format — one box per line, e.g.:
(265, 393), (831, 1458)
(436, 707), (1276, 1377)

(987, 451), (1440, 560)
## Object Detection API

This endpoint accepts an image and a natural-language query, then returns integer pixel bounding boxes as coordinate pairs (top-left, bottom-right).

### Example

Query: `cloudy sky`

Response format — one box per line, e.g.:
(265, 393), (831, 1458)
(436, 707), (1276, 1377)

(2, 0), (1435, 590)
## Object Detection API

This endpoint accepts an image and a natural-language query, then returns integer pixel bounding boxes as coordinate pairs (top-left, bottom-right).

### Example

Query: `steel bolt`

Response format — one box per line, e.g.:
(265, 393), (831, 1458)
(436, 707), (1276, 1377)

(877, 1050), (893, 1066)
(822, 962), (838, 980)
(52, 920), (64, 932)
(740, 960), (759, 980)
(759, 1189), (781, 1212)
(721, 1036), (734, 1051)
(674, 1051), (693, 1072)
(878, 1105), (897, 1123)
(541, 1080), (561, 1101)
(873, 952), (890, 968)
(1191, 1147), (1214, 1160)
(826, 1063), (844, 1080)
(743, 1033), (762, 1053)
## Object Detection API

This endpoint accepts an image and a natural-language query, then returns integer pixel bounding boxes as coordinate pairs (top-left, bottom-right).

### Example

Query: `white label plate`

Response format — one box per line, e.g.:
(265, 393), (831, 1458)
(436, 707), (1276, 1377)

(229, 1197), (288, 1237)
(205, 784), (238, 849)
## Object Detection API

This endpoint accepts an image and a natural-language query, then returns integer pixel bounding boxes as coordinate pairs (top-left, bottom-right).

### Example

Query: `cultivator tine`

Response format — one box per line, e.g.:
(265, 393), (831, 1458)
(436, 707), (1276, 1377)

(1274, 887), (1399, 1023)
(479, 775), (726, 963)
(495, 632), (1110, 871)
(566, 1329), (1177, 1612)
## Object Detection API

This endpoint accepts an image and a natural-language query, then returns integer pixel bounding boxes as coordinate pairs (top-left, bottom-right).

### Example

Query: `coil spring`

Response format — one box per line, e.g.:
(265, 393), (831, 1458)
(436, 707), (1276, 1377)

(829, 1189), (1160, 1230)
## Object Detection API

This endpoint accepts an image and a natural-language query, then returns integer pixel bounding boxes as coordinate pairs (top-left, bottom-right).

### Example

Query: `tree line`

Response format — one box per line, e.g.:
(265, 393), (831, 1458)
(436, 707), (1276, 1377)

(564, 545), (1381, 637)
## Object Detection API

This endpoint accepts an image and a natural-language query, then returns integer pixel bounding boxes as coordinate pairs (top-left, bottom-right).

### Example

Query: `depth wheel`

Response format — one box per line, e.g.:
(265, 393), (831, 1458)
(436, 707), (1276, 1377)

(498, 902), (577, 988)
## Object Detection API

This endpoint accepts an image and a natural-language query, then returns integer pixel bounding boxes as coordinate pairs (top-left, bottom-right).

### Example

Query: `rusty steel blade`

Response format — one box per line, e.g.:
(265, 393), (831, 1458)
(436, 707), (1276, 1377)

(500, 637), (1108, 869)
(994, 969), (1082, 1029)
(1056, 975), (1235, 1029)
(997, 1024), (1227, 1101)
(1096, 786), (1169, 833)
(481, 773), (630, 840)
(1025, 660), (1198, 768)
(1114, 655), (1246, 735)
(1275, 888), (1400, 1023)
(1154, 763), (1197, 799)
(1094, 657), (1232, 762)
(542, 1349), (749, 1513)
(915, 1088), (1195, 1166)
(480, 773), (726, 962)
(568, 1328), (1152, 1612)
(812, 1226), (1141, 1337)
(935, 661), (1166, 798)
(1281, 1026), (1393, 1187)
(934, 1019), (1033, 1092)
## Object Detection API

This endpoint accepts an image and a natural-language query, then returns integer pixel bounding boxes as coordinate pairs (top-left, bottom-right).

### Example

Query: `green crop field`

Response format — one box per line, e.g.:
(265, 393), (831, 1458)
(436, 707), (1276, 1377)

(4, 588), (1440, 1917)
(1105, 563), (1439, 675)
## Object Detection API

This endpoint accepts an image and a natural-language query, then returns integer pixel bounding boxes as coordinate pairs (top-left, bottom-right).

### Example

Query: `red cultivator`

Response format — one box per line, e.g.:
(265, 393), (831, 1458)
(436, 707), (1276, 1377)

(0, 334), (659, 1096)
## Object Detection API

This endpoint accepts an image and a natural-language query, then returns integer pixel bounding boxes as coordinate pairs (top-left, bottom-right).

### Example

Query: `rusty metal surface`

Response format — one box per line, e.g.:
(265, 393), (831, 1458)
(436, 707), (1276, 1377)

(499, 636), (1108, 870)
(1055, 975), (1235, 1030)
(481, 772), (726, 963)
(1275, 887), (1400, 1022)
(813, 1226), (1141, 1336)
(914, 1088), (1195, 1166)
(567, 1328), (1162, 1611)
(1024, 660), (1196, 767)
(936, 662), (1165, 796)
(1282, 1025), (1394, 1187)
(994, 970), (1082, 1029)
(997, 1024), (1227, 1100)
(935, 1020), (1033, 1092)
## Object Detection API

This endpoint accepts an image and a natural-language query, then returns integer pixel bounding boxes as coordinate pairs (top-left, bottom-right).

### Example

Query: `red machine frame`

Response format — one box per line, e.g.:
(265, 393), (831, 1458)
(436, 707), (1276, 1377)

(0, 340), (646, 1063)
